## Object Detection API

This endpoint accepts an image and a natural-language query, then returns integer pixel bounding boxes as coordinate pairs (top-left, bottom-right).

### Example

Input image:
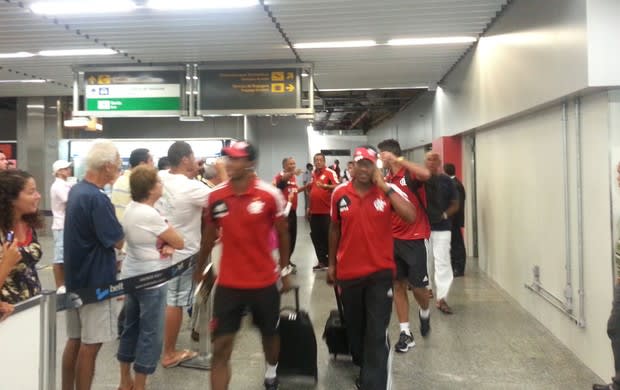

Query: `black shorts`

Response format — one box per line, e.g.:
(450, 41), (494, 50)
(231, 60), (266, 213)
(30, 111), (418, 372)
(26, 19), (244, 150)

(211, 284), (280, 339)
(394, 238), (429, 288)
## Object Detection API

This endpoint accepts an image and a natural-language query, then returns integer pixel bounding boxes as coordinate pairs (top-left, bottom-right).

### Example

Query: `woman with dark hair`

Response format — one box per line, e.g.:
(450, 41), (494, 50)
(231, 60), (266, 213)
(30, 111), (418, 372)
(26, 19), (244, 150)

(117, 166), (184, 390)
(0, 169), (43, 305)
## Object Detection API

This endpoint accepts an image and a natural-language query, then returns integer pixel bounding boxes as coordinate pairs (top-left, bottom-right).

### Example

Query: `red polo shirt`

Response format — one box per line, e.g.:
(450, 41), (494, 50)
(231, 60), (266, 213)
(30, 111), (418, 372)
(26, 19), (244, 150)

(331, 182), (400, 281)
(273, 171), (299, 210)
(309, 167), (339, 214)
(204, 178), (286, 289)
(386, 168), (431, 240)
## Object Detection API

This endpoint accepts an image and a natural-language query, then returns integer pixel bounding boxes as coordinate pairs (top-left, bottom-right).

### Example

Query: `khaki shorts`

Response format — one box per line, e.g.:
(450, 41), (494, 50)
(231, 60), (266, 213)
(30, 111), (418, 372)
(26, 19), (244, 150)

(66, 299), (118, 344)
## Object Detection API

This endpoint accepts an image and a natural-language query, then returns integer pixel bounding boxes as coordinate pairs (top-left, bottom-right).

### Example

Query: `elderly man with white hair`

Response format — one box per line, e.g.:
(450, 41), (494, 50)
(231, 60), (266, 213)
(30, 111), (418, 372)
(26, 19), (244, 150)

(62, 140), (125, 390)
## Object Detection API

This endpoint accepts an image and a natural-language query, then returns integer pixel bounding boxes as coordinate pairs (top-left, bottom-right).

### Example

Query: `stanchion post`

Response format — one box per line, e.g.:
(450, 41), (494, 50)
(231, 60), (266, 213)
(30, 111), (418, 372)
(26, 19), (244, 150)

(39, 290), (57, 390)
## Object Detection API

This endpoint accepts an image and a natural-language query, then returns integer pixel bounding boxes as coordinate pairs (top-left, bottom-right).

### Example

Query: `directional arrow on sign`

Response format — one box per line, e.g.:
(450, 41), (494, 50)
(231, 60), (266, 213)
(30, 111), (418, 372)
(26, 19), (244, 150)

(286, 84), (295, 92)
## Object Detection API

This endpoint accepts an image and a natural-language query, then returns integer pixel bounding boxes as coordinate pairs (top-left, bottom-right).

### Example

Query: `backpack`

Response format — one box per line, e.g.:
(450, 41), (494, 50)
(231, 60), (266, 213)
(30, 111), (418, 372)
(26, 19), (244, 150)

(404, 174), (444, 224)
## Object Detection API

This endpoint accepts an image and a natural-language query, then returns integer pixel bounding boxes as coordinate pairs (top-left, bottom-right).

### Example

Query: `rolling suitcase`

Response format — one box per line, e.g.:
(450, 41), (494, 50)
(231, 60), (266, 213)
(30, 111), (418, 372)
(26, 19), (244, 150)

(322, 286), (351, 359)
(277, 286), (318, 382)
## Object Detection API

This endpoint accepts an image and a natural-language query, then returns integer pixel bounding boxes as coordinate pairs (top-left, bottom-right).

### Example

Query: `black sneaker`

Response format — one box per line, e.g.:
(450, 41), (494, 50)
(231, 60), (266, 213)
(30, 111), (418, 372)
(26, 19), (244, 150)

(394, 331), (415, 352)
(264, 377), (279, 390)
(419, 311), (431, 337)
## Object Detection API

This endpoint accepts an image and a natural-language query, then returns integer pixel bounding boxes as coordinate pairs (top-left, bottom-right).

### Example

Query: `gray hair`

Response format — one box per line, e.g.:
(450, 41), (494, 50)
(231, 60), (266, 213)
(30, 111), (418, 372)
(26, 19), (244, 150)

(203, 164), (218, 180)
(85, 139), (118, 171)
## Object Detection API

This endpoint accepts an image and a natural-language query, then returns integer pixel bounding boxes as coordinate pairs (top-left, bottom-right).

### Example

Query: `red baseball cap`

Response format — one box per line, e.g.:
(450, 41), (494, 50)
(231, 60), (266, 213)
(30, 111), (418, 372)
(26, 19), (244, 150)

(221, 141), (256, 161)
(353, 147), (378, 163)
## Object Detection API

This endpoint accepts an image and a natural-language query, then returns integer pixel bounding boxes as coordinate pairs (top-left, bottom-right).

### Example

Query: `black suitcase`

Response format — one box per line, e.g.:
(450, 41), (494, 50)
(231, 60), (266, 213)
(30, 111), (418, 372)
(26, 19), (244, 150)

(322, 286), (350, 359)
(277, 286), (318, 382)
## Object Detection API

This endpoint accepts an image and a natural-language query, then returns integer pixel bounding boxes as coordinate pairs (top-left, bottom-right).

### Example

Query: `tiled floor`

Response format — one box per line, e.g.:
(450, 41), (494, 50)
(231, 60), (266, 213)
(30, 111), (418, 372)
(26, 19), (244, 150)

(34, 220), (602, 389)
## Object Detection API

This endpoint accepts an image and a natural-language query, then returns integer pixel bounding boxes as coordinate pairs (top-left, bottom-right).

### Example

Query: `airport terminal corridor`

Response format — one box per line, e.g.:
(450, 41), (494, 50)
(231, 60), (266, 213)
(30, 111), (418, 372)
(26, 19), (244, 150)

(32, 222), (602, 390)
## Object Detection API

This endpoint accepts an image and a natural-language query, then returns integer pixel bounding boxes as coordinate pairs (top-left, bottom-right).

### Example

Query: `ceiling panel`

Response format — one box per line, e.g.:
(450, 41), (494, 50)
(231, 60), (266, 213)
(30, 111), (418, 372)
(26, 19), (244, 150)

(0, 0), (508, 97)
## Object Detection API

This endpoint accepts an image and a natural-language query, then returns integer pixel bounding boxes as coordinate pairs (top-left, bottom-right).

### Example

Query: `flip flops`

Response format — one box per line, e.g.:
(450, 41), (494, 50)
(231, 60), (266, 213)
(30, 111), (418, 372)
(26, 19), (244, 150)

(436, 299), (453, 314)
(161, 349), (198, 368)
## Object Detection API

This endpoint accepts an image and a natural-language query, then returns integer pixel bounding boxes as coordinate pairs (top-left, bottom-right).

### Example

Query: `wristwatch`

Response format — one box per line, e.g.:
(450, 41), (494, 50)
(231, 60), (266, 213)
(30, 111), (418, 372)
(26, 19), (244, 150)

(280, 264), (294, 277)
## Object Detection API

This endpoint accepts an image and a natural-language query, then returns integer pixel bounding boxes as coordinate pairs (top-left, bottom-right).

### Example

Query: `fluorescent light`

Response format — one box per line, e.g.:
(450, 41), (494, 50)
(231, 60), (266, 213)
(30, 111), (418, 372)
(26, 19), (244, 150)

(0, 79), (47, 84)
(148, 0), (258, 10)
(294, 40), (376, 49)
(38, 49), (117, 56)
(387, 36), (477, 46)
(64, 118), (89, 127)
(0, 52), (36, 59)
(320, 86), (428, 92)
(30, 0), (137, 15)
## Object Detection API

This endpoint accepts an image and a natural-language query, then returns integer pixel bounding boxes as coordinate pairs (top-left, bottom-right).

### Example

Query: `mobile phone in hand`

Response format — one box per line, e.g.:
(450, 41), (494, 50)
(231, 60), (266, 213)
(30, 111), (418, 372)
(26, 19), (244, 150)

(5, 231), (14, 244)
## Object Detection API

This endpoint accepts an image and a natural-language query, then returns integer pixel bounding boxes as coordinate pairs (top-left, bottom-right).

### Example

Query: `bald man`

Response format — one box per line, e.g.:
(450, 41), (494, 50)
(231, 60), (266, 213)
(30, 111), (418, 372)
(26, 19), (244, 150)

(424, 152), (459, 314)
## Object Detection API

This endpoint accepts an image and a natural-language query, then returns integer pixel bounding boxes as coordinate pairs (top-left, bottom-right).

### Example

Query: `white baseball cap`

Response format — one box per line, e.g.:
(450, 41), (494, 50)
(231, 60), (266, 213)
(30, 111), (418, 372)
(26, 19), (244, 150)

(52, 160), (72, 173)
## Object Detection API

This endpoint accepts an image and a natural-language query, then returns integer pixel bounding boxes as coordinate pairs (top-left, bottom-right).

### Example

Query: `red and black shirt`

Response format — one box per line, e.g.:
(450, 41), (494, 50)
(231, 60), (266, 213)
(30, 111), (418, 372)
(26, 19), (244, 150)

(273, 171), (299, 210)
(330, 182), (407, 281)
(309, 167), (339, 215)
(204, 178), (286, 289)
(385, 168), (430, 240)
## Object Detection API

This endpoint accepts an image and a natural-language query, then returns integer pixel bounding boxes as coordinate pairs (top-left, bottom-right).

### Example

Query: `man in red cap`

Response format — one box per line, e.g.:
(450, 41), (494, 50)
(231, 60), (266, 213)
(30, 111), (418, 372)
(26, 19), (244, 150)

(328, 146), (415, 390)
(307, 153), (339, 270)
(196, 140), (292, 390)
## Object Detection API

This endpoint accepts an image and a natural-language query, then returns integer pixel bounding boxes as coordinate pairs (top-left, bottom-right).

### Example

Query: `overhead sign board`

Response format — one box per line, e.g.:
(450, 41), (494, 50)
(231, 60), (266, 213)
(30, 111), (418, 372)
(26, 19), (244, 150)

(82, 69), (184, 116)
(199, 69), (299, 111)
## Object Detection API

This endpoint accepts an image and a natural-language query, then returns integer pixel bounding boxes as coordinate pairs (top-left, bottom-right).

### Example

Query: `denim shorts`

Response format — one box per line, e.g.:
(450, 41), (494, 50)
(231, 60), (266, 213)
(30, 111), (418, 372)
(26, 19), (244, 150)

(52, 229), (64, 264)
(166, 257), (196, 307)
(117, 284), (168, 375)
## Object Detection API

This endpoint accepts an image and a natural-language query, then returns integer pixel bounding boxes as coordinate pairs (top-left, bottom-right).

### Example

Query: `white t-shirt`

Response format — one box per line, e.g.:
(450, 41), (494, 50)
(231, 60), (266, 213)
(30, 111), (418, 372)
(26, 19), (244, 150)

(50, 177), (72, 230)
(121, 202), (171, 280)
(156, 172), (211, 263)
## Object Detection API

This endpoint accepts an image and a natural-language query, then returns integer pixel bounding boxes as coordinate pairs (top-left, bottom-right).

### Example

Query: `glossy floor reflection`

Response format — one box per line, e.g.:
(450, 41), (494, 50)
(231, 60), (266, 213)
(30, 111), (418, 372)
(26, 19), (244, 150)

(35, 220), (602, 389)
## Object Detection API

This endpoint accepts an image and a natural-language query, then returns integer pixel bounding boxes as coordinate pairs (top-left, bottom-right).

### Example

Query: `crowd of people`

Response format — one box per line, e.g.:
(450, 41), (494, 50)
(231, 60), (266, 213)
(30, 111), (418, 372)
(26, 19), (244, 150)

(0, 138), (475, 390)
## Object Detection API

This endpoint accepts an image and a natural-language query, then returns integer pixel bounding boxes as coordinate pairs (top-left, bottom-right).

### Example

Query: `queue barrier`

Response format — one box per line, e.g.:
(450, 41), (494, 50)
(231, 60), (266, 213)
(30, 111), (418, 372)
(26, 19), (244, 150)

(0, 256), (202, 390)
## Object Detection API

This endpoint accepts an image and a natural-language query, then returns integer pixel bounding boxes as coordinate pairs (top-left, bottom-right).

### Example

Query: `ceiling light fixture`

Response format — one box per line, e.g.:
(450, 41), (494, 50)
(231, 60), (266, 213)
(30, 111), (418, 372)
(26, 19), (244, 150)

(30, 0), (137, 15)
(0, 79), (47, 83)
(294, 40), (377, 49)
(0, 52), (36, 59)
(38, 49), (117, 56)
(387, 36), (477, 46)
(320, 86), (428, 92)
(147, 0), (258, 10)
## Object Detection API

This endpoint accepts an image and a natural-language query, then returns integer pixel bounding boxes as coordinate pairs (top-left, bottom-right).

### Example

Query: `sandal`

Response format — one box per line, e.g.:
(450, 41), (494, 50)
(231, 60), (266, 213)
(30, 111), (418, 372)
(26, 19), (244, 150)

(436, 299), (453, 314)
(161, 349), (198, 368)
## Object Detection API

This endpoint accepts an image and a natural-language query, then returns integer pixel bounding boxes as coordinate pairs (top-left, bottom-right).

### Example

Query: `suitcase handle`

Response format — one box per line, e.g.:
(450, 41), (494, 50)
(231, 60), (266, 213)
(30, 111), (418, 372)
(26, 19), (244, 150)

(334, 286), (345, 325)
(280, 285), (301, 313)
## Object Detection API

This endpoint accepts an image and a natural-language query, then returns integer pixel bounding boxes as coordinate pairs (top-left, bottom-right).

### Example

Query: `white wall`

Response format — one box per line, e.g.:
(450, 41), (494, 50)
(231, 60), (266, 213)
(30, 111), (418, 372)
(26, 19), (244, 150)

(611, 91), (620, 273)
(307, 132), (368, 165)
(587, 0), (620, 87)
(253, 116), (310, 213)
(368, 93), (434, 150)
(437, 0), (589, 136)
(476, 91), (615, 379)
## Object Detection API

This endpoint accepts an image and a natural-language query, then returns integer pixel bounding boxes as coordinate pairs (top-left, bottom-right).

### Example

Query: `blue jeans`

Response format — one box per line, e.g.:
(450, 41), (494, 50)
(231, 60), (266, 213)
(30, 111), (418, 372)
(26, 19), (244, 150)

(117, 284), (167, 374)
